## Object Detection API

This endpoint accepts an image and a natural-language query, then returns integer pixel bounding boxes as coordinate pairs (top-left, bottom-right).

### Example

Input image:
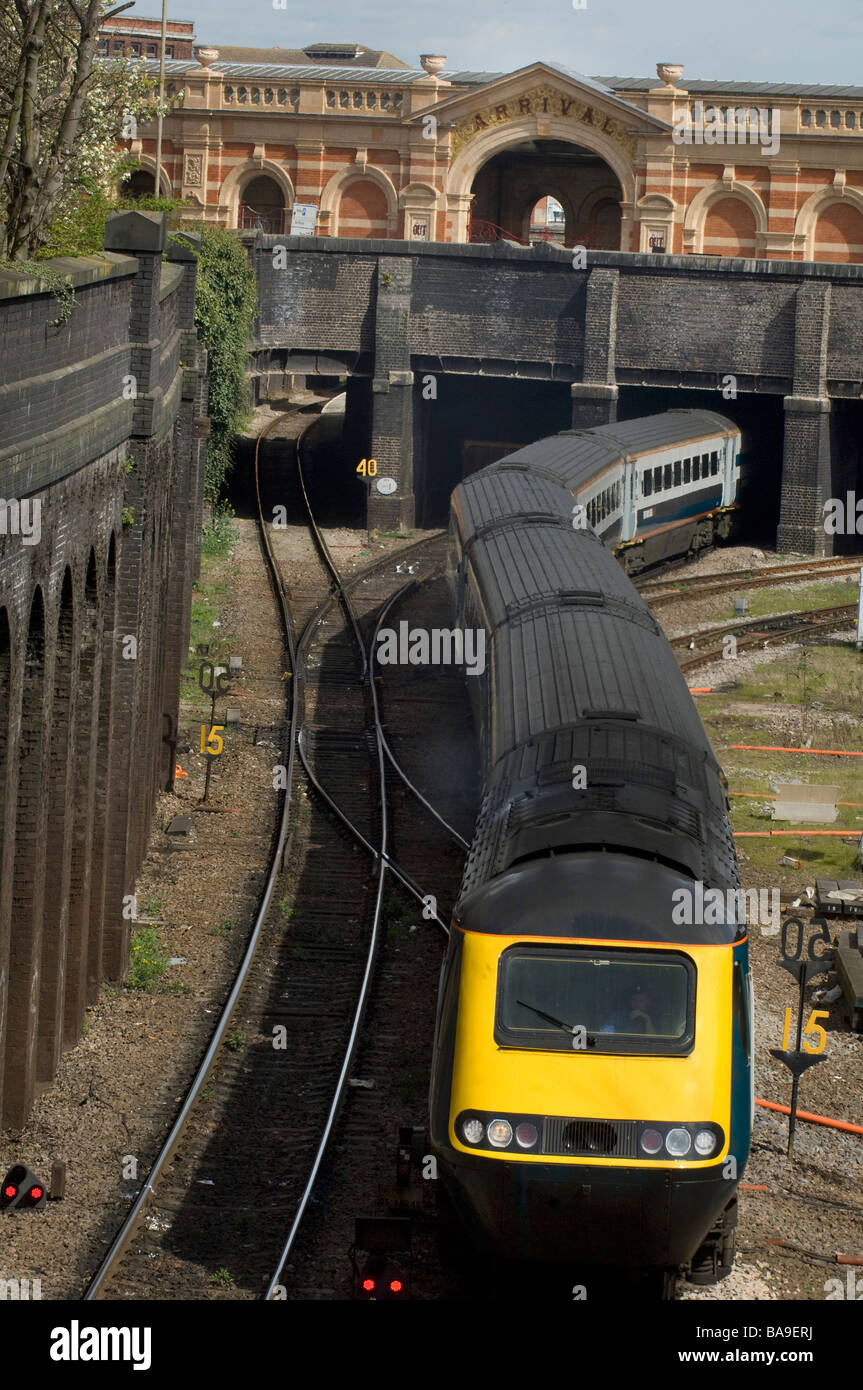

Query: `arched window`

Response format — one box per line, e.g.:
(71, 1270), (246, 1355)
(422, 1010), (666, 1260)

(703, 196), (757, 257)
(337, 179), (389, 237)
(813, 201), (863, 263)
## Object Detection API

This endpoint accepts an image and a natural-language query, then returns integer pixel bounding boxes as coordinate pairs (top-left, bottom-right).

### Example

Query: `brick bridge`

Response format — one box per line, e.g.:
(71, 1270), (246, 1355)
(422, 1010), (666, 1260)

(252, 236), (863, 547)
(0, 212), (208, 1129)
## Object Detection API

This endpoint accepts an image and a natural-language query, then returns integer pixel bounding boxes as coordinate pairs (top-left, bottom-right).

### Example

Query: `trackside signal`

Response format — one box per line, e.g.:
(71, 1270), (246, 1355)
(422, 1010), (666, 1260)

(355, 1255), (408, 1300)
(1, 1164), (48, 1211)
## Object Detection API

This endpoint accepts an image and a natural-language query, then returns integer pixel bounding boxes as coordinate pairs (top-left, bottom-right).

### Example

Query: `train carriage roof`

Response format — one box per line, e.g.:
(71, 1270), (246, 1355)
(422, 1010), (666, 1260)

(491, 409), (739, 491)
(468, 521), (639, 630)
(452, 468), (573, 542)
(489, 605), (710, 763)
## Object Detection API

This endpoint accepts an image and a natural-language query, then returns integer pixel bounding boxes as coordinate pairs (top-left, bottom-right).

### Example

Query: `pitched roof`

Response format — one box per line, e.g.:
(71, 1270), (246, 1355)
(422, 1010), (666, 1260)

(213, 44), (411, 69)
(598, 76), (863, 98)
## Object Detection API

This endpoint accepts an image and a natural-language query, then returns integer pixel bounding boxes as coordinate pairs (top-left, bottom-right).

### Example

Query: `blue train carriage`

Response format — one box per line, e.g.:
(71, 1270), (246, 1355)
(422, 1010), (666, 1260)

(491, 410), (742, 575)
(432, 444), (753, 1285)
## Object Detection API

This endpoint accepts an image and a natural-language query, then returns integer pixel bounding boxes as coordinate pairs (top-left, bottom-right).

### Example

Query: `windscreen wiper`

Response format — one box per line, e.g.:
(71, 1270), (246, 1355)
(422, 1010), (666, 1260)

(516, 998), (580, 1035)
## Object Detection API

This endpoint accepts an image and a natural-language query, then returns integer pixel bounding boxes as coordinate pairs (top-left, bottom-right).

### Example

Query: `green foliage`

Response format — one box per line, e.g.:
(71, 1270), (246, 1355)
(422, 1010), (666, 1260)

(126, 927), (170, 992)
(37, 184), (115, 261)
(119, 195), (187, 214)
(201, 502), (237, 559)
(211, 917), (236, 938)
(121, 506), (135, 528)
(39, 193), (190, 262)
(182, 222), (258, 501)
(212, 1268), (235, 1287)
(226, 1030), (246, 1053)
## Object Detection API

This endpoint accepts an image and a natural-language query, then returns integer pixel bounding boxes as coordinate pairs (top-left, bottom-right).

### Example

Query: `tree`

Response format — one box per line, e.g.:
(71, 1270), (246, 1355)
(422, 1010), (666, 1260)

(0, 0), (164, 259)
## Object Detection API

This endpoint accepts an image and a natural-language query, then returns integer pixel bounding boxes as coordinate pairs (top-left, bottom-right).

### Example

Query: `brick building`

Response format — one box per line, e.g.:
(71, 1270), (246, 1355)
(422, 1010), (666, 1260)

(99, 13), (196, 61)
(118, 37), (863, 261)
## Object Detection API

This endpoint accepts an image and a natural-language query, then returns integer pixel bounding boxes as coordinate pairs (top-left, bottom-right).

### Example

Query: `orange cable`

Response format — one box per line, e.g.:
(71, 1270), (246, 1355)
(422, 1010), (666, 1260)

(756, 1097), (863, 1136)
(731, 744), (863, 757)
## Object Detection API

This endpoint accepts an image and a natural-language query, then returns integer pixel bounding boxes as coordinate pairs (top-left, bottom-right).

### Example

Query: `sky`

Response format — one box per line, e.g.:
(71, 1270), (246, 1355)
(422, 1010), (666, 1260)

(152, 0), (863, 86)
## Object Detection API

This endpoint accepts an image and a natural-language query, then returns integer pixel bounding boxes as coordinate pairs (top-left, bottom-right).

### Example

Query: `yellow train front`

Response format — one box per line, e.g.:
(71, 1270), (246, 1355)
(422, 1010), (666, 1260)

(430, 422), (753, 1281)
(429, 854), (752, 1277)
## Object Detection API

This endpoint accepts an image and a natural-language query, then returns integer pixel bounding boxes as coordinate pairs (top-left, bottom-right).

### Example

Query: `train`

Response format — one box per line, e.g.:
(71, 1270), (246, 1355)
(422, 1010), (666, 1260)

(487, 408), (743, 575)
(428, 410), (753, 1290)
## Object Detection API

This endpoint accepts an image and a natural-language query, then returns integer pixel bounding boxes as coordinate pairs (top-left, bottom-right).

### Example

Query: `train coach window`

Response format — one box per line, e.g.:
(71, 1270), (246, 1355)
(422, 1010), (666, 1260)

(683, 458), (691, 484)
(710, 452), (720, 476)
(642, 470), (652, 497)
(653, 466), (662, 493)
(692, 457), (700, 481)
(495, 946), (695, 1056)
(663, 464), (672, 490)
(673, 460), (681, 487)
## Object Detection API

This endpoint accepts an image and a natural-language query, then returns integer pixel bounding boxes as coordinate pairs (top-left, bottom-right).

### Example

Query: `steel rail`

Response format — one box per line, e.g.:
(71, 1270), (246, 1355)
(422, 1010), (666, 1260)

(372, 581), (470, 851)
(639, 555), (863, 605)
(84, 411), (306, 1300)
(264, 430), (452, 1297)
(675, 603), (858, 673)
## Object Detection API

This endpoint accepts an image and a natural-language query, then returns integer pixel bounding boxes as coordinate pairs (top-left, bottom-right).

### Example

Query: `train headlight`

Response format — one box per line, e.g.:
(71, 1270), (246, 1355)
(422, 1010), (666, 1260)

(515, 1123), (538, 1150)
(461, 1117), (484, 1145)
(694, 1128), (717, 1157)
(665, 1127), (692, 1157)
(640, 1128), (664, 1156)
(487, 1119), (513, 1148)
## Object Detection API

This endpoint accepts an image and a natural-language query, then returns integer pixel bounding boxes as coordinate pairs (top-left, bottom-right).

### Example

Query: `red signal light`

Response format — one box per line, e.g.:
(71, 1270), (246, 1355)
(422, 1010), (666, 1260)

(1, 1164), (47, 1211)
(362, 1277), (375, 1292)
(389, 1279), (403, 1294)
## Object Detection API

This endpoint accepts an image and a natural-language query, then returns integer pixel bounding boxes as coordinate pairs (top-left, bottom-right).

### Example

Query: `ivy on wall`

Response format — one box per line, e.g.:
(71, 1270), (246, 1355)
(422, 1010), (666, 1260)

(184, 222), (258, 501)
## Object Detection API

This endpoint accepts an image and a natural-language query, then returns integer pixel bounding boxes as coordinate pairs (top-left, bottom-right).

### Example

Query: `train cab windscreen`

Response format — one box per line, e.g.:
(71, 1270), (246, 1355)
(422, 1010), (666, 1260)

(495, 945), (695, 1055)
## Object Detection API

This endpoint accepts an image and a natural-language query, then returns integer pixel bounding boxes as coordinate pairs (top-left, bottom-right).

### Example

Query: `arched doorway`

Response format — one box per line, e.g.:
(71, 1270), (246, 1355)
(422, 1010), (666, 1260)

(528, 195), (566, 244)
(468, 138), (623, 247)
(240, 174), (286, 233)
(124, 169), (156, 198)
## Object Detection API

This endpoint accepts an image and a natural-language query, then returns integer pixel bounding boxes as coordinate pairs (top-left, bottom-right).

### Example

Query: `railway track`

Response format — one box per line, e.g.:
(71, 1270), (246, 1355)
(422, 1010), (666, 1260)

(83, 406), (454, 1301)
(638, 554), (863, 606)
(671, 602), (858, 673)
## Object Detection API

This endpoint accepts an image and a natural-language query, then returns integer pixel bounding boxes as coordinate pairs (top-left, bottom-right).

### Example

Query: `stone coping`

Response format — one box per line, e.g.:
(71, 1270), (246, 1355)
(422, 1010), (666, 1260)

(254, 235), (863, 280)
(0, 252), (137, 303)
(158, 262), (185, 301)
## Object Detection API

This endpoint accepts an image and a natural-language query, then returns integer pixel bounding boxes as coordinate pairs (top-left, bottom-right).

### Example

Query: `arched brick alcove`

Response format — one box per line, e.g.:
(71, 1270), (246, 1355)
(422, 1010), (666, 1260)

(37, 570), (76, 1084)
(4, 588), (48, 1127)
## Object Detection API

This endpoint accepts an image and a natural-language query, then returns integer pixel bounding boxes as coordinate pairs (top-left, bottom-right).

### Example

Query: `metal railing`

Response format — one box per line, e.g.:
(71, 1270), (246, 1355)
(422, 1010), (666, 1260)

(239, 202), (286, 234)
